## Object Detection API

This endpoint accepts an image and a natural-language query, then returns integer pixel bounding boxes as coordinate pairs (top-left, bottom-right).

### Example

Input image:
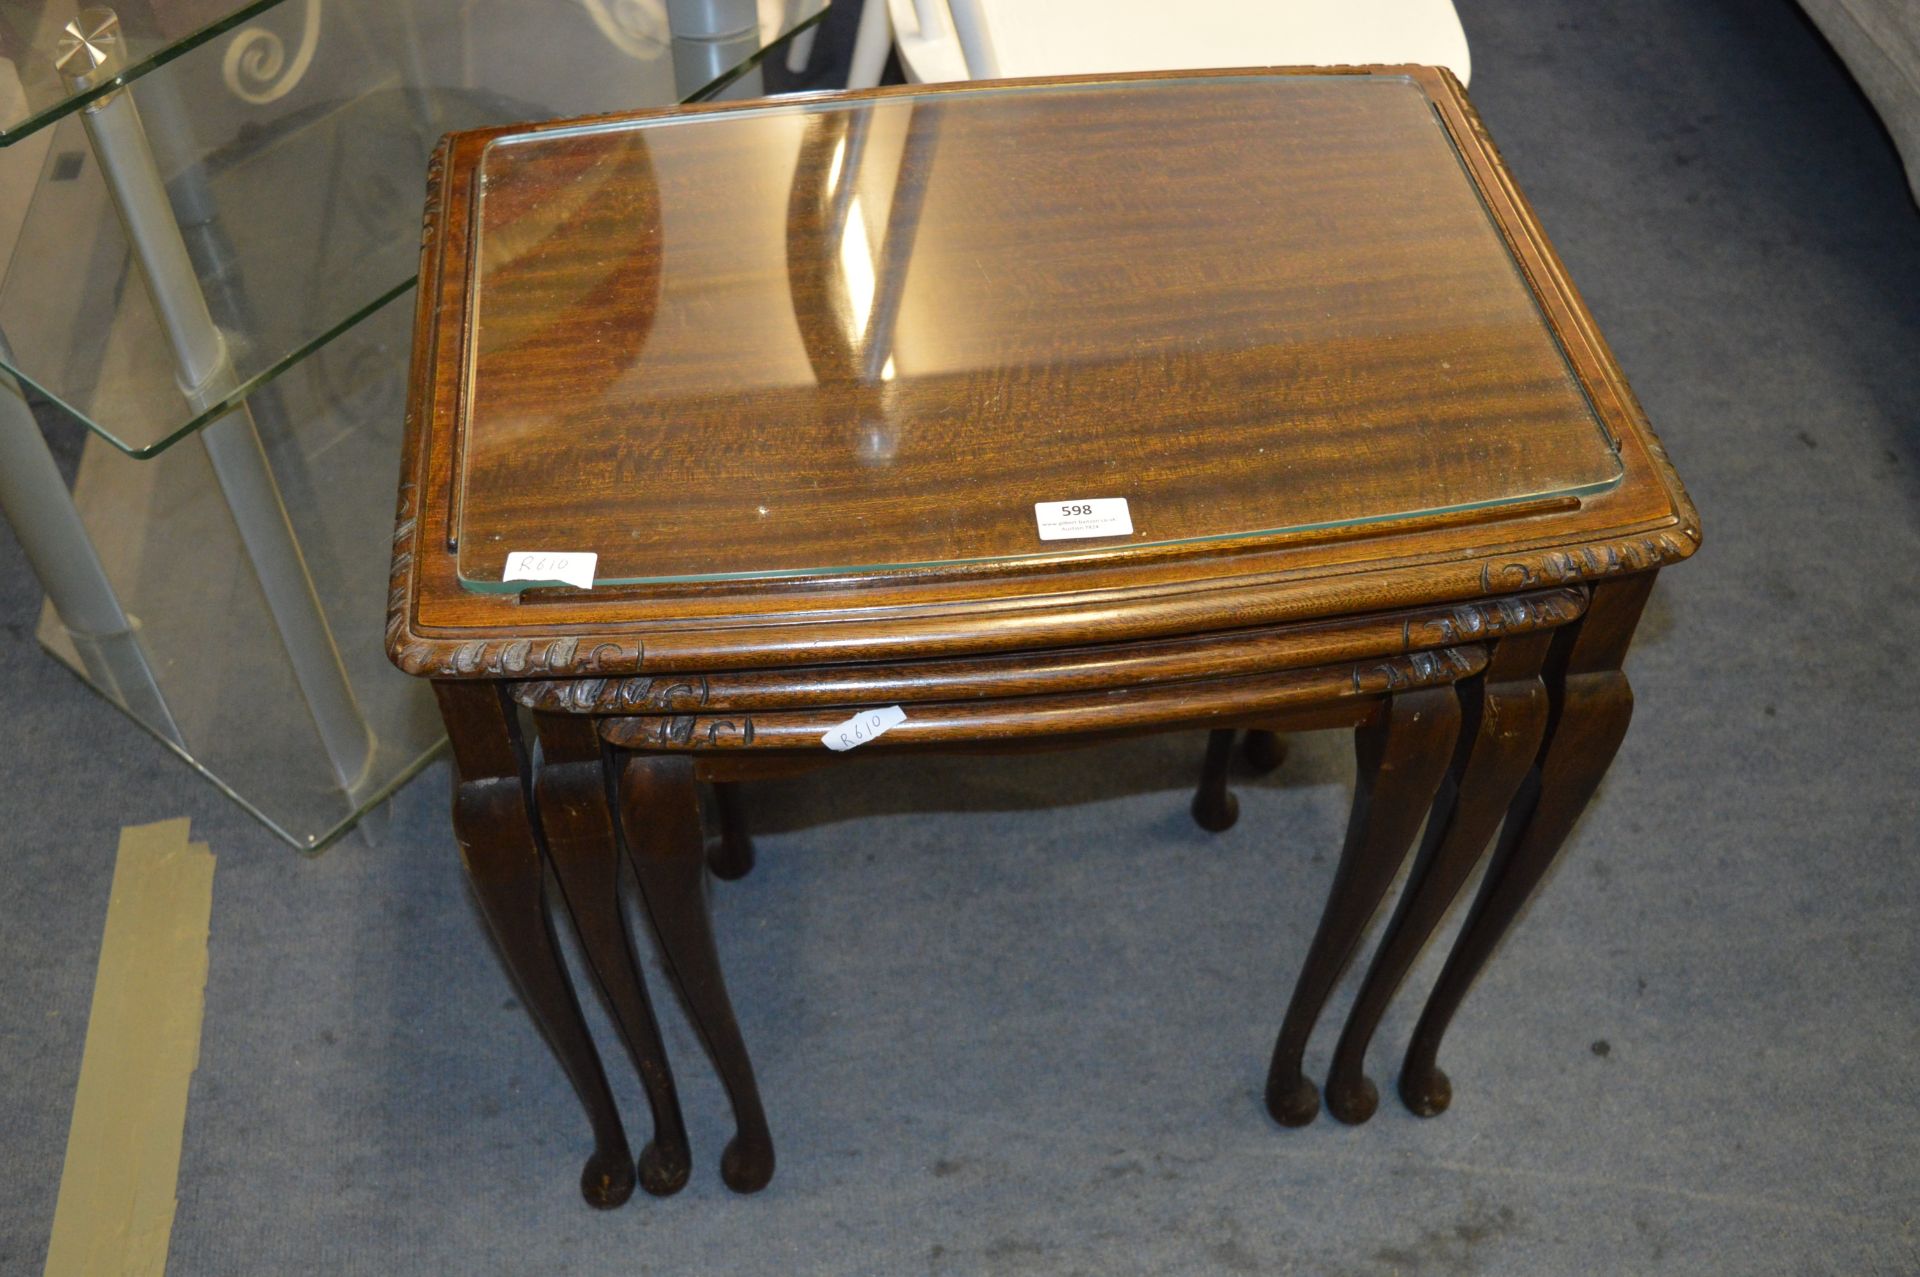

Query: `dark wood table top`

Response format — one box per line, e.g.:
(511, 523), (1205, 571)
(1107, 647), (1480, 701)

(389, 66), (1697, 681)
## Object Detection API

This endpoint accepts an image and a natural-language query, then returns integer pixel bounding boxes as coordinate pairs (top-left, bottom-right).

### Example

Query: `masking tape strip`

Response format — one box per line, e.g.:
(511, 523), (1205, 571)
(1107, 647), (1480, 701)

(43, 818), (214, 1277)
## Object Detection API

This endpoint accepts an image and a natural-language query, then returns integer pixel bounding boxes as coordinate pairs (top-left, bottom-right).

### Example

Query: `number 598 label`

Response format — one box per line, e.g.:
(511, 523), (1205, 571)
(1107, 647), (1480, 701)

(1034, 497), (1132, 541)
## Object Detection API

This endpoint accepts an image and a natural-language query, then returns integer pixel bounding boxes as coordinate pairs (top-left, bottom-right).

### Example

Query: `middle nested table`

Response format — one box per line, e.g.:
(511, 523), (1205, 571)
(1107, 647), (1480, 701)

(388, 66), (1700, 1206)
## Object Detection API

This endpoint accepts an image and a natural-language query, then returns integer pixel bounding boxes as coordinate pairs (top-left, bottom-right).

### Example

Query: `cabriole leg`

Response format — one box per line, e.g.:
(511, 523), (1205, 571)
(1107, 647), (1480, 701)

(433, 682), (635, 1208)
(1266, 685), (1460, 1127)
(1243, 729), (1287, 774)
(1191, 728), (1240, 832)
(1399, 573), (1656, 1117)
(531, 712), (692, 1197)
(618, 752), (775, 1193)
(709, 782), (756, 881)
(1322, 632), (1552, 1123)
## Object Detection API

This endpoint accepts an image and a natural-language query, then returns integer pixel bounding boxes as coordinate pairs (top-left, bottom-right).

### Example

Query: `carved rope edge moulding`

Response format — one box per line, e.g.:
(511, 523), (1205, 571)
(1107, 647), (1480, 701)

(507, 588), (1586, 715)
(595, 644), (1488, 753)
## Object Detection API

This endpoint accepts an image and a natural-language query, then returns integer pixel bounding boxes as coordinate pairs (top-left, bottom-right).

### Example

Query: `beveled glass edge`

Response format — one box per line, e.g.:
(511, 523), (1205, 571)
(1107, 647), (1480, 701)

(1422, 95), (1622, 455)
(0, 0), (297, 148)
(301, 740), (445, 853)
(4, 5), (829, 458)
(2, 275), (416, 457)
(457, 470), (1627, 593)
(46, 640), (447, 851)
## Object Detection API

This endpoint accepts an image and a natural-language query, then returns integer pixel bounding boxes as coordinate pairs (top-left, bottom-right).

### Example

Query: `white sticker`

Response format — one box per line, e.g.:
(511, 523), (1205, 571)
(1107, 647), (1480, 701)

(1034, 497), (1133, 541)
(503, 550), (597, 590)
(821, 704), (907, 752)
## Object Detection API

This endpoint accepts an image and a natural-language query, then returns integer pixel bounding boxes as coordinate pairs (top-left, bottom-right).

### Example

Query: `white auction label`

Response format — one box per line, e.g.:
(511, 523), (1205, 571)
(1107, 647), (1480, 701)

(503, 551), (598, 590)
(822, 704), (907, 752)
(1034, 497), (1133, 541)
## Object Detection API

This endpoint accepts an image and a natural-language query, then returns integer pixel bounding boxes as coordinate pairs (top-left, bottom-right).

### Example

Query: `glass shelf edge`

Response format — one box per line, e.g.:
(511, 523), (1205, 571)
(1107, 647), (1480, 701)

(3, 275), (416, 459)
(0, 0), (302, 149)
(42, 623), (448, 852)
(463, 474), (1628, 593)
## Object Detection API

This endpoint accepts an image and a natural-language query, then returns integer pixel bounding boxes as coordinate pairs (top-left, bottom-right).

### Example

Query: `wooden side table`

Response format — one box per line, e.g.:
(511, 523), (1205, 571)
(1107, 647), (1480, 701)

(388, 66), (1700, 1205)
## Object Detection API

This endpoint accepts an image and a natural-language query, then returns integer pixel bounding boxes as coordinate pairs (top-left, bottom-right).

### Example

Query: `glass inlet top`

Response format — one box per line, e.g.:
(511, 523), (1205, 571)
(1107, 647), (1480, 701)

(457, 74), (1624, 590)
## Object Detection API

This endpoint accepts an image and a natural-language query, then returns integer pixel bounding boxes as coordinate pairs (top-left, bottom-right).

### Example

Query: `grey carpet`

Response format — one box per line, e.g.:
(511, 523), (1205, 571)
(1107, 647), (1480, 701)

(3, 0), (1918, 1272)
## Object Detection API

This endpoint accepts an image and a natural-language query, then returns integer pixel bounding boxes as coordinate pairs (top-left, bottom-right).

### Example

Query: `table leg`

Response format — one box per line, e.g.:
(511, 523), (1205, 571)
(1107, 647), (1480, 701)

(1321, 632), (1552, 1124)
(1192, 729), (1288, 833)
(1191, 728), (1240, 832)
(432, 683), (635, 1208)
(1265, 685), (1460, 1127)
(531, 713), (692, 1197)
(1398, 572), (1656, 1117)
(1243, 729), (1288, 774)
(618, 753), (776, 1193)
(0, 356), (182, 745)
(709, 782), (757, 881)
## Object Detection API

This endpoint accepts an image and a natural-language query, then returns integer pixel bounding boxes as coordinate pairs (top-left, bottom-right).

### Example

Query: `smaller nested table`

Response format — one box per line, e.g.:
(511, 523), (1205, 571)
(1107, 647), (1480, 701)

(388, 67), (1699, 1206)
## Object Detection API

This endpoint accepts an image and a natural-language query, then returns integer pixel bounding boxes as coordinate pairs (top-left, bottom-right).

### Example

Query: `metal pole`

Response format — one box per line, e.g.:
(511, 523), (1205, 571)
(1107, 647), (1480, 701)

(666, 0), (765, 98)
(56, 8), (375, 796)
(0, 354), (183, 744)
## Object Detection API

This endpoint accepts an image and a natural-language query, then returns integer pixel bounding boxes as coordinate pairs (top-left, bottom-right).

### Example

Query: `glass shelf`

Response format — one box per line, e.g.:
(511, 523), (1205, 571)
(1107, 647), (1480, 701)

(0, 0), (827, 456)
(32, 286), (438, 850)
(0, 0), (294, 146)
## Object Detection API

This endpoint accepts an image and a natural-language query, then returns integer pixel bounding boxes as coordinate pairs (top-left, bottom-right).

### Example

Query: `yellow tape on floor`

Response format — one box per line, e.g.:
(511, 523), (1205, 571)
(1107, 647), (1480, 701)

(43, 818), (214, 1277)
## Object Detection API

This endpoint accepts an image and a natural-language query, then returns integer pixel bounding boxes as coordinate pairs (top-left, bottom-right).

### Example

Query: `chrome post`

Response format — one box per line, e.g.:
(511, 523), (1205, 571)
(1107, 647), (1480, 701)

(665, 0), (765, 98)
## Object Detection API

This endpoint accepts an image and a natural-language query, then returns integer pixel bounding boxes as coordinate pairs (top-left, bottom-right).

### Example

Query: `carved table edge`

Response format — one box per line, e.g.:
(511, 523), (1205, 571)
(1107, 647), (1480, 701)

(386, 523), (1691, 682)
(505, 588), (1588, 716)
(592, 645), (1490, 753)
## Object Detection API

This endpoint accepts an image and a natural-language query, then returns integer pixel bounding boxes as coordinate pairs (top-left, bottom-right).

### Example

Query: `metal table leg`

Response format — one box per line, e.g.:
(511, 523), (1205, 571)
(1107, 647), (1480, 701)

(0, 356), (182, 744)
(667, 0), (765, 97)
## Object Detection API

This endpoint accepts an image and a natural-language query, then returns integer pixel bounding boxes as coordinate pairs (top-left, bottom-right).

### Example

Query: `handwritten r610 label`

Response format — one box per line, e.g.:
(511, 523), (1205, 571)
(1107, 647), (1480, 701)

(822, 705), (907, 751)
(503, 550), (597, 590)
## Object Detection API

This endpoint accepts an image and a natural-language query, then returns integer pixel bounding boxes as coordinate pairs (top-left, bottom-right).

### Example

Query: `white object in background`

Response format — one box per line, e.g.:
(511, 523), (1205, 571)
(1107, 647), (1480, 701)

(848, 0), (897, 89)
(862, 0), (1471, 88)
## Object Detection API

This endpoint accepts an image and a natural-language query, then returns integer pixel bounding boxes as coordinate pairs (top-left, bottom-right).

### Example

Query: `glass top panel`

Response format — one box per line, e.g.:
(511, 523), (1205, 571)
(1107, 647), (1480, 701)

(0, 0), (827, 455)
(457, 74), (1624, 590)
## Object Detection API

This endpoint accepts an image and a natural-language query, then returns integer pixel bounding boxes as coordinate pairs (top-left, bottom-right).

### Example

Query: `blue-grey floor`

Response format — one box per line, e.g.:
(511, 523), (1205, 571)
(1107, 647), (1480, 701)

(5, 0), (1919, 1272)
